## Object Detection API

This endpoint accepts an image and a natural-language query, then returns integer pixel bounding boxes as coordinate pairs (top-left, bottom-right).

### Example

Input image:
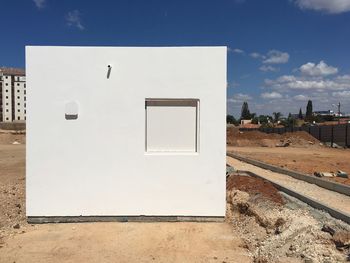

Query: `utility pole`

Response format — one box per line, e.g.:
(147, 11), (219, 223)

(337, 102), (341, 125)
(333, 102), (341, 125)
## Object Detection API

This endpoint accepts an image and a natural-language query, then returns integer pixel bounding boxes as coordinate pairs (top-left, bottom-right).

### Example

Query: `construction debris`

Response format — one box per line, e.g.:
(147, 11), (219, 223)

(337, 170), (349, 179)
(322, 224), (336, 236)
(276, 140), (290, 147)
(314, 172), (336, 178)
(314, 170), (349, 178)
(325, 142), (343, 149)
(226, 166), (236, 177)
(226, 173), (350, 263)
(333, 231), (350, 250)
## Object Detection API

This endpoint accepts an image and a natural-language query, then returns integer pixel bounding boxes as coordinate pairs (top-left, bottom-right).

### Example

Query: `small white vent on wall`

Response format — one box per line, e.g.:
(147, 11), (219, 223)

(145, 99), (199, 153)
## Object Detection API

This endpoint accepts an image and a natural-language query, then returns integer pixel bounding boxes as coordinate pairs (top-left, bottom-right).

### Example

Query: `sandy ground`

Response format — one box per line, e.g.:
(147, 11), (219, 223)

(0, 145), (25, 232)
(1, 132), (350, 262)
(227, 156), (350, 215)
(228, 146), (350, 185)
(1, 222), (250, 263)
(0, 141), (251, 263)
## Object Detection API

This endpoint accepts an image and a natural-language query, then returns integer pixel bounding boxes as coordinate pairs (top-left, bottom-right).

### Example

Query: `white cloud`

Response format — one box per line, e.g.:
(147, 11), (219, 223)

(259, 65), (279, 72)
(332, 90), (350, 98)
(232, 48), (245, 54)
(228, 93), (253, 103)
(300, 61), (338, 77)
(263, 50), (290, 64)
(250, 52), (264, 59)
(229, 81), (240, 88)
(295, 0), (350, 14)
(228, 90), (350, 117)
(265, 74), (350, 91)
(293, 94), (309, 101)
(261, 92), (283, 99)
(335, 74), (350, 82)
(33, 0), (45, 8)
(66, 10), (84, 30)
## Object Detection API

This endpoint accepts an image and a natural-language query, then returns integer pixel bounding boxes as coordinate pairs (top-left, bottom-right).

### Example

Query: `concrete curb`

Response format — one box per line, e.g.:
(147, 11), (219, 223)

(240, 170), (350, 225)
(27, 216), (225, 224)
(227, 152), (350, 196)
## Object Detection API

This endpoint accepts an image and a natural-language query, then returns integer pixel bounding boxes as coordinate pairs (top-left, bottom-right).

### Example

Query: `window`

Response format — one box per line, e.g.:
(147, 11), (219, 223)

(18, 109), (20, 112)
(17, 83), (19, 86)
(6, 117), (8, 120)
(5, 76), (8, 79)
(24, 96), (26, 101)
(5, 83), (8, 86)
(24, 90), (26, 94)
(17, 96), (20, 99)
(17, 117), (20, 120)
(6, 103), (8, 106)
(17, 103), (20, 106)
(5, 89), (8, 92)
(6, 109), (8, 112)
(17, 90), (20, 93)
(145, 99), (199, 153)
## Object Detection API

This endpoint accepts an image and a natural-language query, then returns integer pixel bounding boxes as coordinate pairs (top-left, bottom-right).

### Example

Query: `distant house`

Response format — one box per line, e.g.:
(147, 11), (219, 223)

(239, 119), (261, 129)
(313, 110), (334, 116)
(240, 119), (252, 125)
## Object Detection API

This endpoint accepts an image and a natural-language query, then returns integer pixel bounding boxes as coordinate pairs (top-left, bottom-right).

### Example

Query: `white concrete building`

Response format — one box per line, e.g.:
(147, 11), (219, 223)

(26, 46), (226, 221)
(0, 68), (26, 122)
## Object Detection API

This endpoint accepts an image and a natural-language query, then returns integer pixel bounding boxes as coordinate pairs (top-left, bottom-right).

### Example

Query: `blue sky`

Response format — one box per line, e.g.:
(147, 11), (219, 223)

(1, 0), (350, 117)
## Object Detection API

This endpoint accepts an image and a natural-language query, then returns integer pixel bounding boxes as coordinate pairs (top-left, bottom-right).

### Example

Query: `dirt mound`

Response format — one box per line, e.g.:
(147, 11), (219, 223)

(226, 174), (350, 263)
(227, 174), (284, 205)
(0, 131), (26, 145)
(280, 131), (320, 145)
(227, 127), (320, 148)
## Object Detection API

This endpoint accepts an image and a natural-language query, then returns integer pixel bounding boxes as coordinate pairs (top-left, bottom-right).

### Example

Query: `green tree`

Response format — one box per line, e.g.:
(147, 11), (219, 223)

(298, 108), (303, 119)
(251, 115), (271, 125)
(306, 100), (313, 120)
(240, 102), (251, 120)
(273, 112), (282, 125)
(286, 113), (296, 127)
(226, 115), (238, 125)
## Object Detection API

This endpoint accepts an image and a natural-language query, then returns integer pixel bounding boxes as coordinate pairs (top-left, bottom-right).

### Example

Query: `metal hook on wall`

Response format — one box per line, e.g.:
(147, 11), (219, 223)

(107, 65), (112, 79)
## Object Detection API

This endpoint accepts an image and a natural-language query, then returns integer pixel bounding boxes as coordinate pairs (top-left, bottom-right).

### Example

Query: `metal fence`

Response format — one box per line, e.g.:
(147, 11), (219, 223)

(239, 124), (350, 148)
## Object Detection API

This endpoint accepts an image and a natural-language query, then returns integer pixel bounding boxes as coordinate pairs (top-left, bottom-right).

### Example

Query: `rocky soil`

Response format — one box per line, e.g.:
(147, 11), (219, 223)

(0, 132), (26, 246)
(226, 172), (350, 263)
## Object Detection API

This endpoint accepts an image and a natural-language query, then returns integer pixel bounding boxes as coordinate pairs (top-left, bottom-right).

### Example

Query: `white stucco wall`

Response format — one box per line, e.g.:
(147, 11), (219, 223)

(26, 46), (226, 217)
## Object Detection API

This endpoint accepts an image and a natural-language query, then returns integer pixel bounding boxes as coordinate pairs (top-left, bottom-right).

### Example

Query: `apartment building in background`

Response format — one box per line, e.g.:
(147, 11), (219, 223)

(0, 67), (26, 122)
